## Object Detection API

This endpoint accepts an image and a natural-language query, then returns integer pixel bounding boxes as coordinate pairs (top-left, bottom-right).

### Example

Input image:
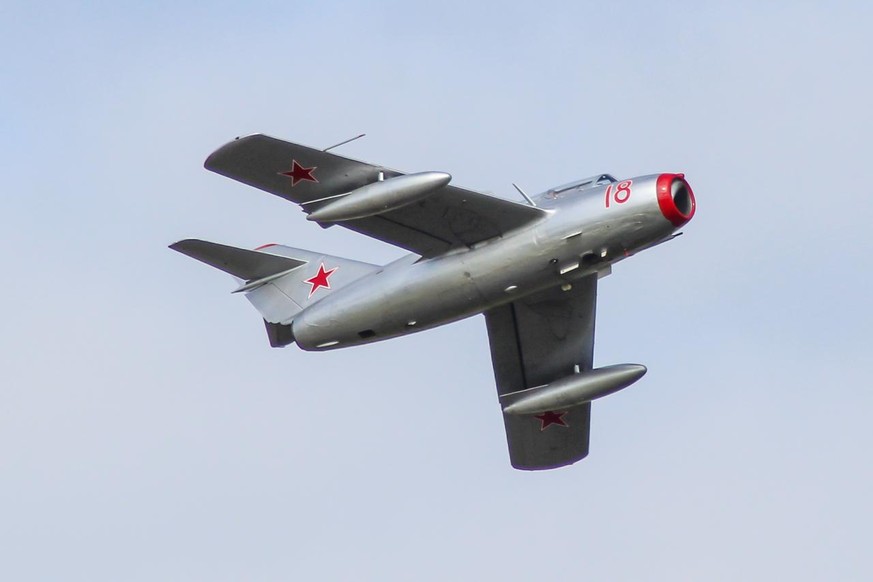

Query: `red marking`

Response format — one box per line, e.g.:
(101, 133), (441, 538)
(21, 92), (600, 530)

(605, 180), (633, 208)
(534, 410), (568, 431)
(279, 160), (318, 186)
(304, 263), (337, 298)
(254, 243), (278, 250)
(656, 173), (696, 227)
(614, 180), (632, 203)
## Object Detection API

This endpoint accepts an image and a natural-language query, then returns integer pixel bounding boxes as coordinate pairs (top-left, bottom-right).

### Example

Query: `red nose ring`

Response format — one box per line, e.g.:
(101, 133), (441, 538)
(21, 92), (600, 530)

(656, 173), (696, 227)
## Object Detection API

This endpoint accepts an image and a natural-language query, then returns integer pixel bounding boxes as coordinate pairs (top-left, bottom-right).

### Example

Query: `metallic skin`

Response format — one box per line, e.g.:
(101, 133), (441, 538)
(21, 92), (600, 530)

(501, 364), (647, 415)
(306, 171), (452, 222)
(173, 134), (697, 469)
(203, 135), (545, 257)
(291, 173), (686, 350)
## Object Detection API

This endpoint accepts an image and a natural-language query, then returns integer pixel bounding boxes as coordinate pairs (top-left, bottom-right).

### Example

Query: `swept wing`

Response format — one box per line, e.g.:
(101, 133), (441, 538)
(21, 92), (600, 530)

(205, 134), (545, 257)
(483, 274), (598, 470)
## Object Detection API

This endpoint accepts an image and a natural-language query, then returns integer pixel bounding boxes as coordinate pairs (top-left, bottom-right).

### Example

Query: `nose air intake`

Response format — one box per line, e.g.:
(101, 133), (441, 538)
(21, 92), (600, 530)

(656, 174), (696, 227)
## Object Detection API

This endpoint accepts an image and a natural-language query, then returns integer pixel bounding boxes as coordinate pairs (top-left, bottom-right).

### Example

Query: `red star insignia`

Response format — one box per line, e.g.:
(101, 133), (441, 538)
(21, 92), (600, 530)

(304, 263), (337, 298)
(534, 410), (568, 431)
(279, 160), (318, 186)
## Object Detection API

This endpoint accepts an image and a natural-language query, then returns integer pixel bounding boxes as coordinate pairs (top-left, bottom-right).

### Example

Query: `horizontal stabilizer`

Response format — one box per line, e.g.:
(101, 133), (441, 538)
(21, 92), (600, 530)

(170, 239), (381, 342)
(169, 239), (306, 280)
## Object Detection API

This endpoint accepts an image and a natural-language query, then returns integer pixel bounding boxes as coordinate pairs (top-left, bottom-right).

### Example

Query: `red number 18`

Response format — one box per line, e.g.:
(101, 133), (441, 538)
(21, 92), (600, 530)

(605, 180), (633, 208)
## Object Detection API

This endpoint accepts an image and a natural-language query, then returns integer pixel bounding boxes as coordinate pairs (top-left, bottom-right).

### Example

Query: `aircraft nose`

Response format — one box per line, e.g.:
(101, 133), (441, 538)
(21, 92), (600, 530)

(656, 174), (696, 227)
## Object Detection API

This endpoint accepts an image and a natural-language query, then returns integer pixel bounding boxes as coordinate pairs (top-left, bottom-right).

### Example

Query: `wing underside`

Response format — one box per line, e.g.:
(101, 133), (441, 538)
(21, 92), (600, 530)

(483, 275), (598, 470)
(204, 134), (545, 257)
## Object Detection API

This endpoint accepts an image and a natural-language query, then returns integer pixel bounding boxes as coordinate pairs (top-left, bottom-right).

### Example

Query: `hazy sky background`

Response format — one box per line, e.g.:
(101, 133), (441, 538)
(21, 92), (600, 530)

(2, 1), (872, 580)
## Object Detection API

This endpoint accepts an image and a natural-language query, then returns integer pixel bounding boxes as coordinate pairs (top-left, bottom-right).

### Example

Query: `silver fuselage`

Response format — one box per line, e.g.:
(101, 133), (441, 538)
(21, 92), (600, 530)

(292, 174), (683, 350)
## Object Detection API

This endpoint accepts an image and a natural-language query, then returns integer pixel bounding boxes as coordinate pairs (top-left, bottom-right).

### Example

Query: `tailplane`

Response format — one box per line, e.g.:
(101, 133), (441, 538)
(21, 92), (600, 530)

(170, 239), (380, 346)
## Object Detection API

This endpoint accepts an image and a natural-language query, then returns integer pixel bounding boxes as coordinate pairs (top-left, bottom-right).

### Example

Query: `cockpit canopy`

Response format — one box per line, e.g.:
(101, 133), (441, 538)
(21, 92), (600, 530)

(540, 174), (617, 200)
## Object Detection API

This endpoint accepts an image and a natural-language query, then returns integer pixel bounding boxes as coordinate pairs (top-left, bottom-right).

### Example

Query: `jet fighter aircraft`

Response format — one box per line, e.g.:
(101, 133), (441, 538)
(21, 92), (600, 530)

(171, 134), (696, 470)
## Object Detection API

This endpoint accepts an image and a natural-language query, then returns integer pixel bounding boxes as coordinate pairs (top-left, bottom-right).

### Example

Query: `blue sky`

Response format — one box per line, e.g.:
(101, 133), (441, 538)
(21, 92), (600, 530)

(2, 1), (872, 580)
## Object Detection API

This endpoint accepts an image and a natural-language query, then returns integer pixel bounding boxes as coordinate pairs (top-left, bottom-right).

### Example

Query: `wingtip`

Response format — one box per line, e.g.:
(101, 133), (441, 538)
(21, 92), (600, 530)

(169, 239), (192, 251)
(511, 453), (588, 471)
(203, 133), (270, 171)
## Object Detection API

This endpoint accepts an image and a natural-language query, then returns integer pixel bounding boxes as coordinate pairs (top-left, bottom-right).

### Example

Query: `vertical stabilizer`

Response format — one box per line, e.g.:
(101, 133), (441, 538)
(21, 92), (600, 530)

(170, 239), (381, 346)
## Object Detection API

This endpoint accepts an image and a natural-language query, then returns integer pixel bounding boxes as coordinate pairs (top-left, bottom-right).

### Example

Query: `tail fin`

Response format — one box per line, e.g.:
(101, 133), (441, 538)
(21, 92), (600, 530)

(170, 239), (380, 346)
